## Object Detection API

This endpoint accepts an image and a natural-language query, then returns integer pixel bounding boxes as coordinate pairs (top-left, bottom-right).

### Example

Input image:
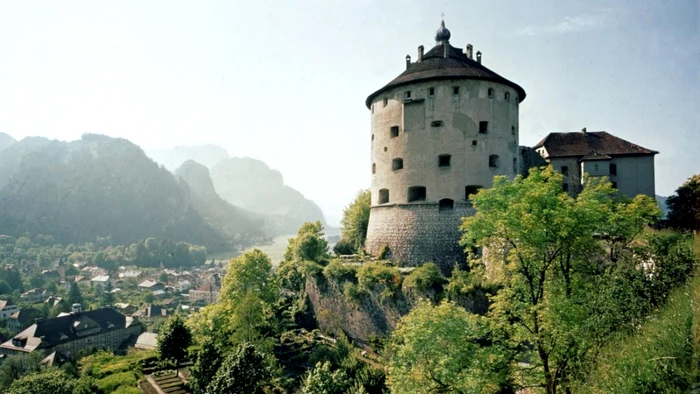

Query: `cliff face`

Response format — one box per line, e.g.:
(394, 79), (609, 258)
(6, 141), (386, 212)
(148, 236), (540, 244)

(305, 275), (410, 343)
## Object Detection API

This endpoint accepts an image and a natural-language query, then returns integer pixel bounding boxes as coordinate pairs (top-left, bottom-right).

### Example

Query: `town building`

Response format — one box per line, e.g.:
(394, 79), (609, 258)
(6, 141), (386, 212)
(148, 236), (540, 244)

(189, 284), (219, 305)
(138, 280), (165, 292)
(7, 308), (41, 332)
(90, 275), (112, 289)
(533, 129), (657, 198)
(364, 20), (525, 272)
(0, 304), (143, 358)
(130, 304), (167, 322)
(20, 289), (43, 303)
(0, 300), (19, 320)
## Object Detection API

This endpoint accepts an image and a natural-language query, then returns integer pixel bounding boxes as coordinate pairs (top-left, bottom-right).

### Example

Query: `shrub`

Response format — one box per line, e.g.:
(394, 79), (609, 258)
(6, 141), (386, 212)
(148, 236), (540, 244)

(302, 260), (325, 277)
(323, 260), (358, 282)
(403, 263), (447, 293)
(333, 239), (356, 256)
(357, 262), (402, 300)
(95, 371), (137, 393)
(377, 245), (390, 260)
(343, 282), (368, 304)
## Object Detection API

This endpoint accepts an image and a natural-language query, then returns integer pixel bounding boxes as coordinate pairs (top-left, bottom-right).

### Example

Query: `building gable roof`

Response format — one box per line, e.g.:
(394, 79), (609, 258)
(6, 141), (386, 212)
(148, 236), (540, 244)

(534, 131), (658, 158)
(0, 308), (140, 352)
(366, 42), (526, 108)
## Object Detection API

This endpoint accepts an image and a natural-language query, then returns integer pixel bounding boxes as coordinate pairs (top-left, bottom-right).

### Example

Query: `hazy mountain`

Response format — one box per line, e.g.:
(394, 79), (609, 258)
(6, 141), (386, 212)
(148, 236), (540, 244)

(147, 145), (230, 170)
(0, 134), (249, 250)
(210, 157), (326, 234)
(656, 194), (670, 219)
(175, 160), (267, 242)
(148, 144), (328, 235)
(0, 132), (15, 152)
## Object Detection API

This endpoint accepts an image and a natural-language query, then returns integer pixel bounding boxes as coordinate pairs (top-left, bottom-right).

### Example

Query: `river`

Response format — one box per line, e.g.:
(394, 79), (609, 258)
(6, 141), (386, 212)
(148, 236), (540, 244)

(206, 234), (295, 267)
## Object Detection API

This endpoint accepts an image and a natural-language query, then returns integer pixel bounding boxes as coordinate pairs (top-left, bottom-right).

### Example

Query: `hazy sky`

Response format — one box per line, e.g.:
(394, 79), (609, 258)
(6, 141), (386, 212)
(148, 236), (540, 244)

(0, 1), (698, 226)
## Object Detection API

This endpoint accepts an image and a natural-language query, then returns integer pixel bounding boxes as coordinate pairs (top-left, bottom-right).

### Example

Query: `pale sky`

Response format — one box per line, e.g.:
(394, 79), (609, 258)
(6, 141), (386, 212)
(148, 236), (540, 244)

(0, 1), (698, 226)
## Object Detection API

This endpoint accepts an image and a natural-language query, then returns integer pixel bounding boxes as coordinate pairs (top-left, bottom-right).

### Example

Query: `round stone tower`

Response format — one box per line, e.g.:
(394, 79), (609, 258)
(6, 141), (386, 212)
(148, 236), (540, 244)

(364, 21), (526, 273)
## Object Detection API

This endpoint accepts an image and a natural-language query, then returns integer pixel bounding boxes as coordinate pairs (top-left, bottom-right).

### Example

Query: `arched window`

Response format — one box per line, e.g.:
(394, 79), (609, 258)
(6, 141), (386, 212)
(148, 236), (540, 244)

(372, 163), (376, 174)
(505, 92), (510, 102)
(465, 185), (482, 200)
(488, 88), (494, 98)
(439, 199), (454, 211)
(392, 158), (404, 171)
(438, 154), (451, 167)
(379, 188), (389, 204)
(408, 186), (427, 202)
(489, 154), (500, 168)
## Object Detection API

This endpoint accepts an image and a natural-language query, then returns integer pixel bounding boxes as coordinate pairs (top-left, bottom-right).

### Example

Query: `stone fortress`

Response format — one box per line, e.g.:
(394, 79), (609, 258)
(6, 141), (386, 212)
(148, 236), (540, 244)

(363, 21), (657, 272)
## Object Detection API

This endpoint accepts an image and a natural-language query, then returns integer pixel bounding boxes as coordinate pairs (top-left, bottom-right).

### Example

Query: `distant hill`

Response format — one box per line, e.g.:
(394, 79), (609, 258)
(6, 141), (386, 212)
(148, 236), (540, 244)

(148, 145), (327, 235)
(0, 132), (15, 152)
(147, 145), (230, 170)
(0, 134), (263, 250)
(656, 195), (670, 219)
(210, 157), (326, 234)
(174, 160), (268, 243)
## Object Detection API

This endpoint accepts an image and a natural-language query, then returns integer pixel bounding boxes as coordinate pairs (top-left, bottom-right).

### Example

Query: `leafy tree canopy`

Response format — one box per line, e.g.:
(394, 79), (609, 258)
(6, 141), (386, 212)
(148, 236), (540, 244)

(301, 361), (351, 394)
(339, 189), (371, 253)
(206, 343), (272, 394)
(666, 173), (700, 231)
(158, 314), (192, 372)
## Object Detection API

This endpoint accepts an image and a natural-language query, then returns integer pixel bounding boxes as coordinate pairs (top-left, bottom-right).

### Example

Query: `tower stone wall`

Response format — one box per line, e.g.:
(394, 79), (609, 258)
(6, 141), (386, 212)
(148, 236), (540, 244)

(363, 22), (525, 271)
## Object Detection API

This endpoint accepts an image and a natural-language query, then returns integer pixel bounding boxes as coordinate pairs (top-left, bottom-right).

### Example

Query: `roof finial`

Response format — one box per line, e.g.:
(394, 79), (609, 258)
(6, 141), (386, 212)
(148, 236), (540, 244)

(435, 18), (451, 44)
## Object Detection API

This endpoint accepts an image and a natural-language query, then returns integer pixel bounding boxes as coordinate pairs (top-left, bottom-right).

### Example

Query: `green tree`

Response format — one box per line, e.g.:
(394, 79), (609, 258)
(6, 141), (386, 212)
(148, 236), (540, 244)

(158, 314), (192, 374)
(301, 361), (351, 394)
(44, 280), (58, 294)
(206, 343), (271, 394)
(7, 369), (76, 394)
(0, 281), (12, 295)
(101, 282), (114, 307)
(64, 265), (79, 276)
(68, 282), (83, 306)
(277, 222), (330, 294)
(29, 273), (44, 289)
(3, 269), (23, 292)
(666, 173), (700, 231)
(460, 167), (661, 393)
(386, 300), (509, 394)
(159, 272), (169, 284)
(339, 189), (371, 253)
(0, 353), (44, 390)
(190, 338), (223, 394)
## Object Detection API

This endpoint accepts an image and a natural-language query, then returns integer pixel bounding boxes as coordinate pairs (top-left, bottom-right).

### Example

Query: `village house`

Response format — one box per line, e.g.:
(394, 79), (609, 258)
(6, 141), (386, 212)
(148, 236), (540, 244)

(534, 129), (657, 198)
(138, 280), (165, 292)
(0, 300), (19, 320)
(175, 279), (191, 292)
(189, 284), (220, 305)
(90, 275), (112, 289)
(0, 304), (143, 358)
(130, 304), (167, 322)
(20, 289), (43, 304)
(7, 308), (41, 332)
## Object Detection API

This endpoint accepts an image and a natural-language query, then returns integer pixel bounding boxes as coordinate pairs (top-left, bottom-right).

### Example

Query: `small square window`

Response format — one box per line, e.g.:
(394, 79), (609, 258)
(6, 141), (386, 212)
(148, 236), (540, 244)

(488, 88), (494, 98)
(453, 86), (459, 95)
(390, 126), (399, 137)
(563, 183), (569, 192)
(431, 120), (443, 127)
(479, 121), (488, 134)
(611, 182), (618, 189)
(438, 155), (451, 167)
(472, 140), (477, 146)
(429, 87), (435, 96)
(561, 166), (568, 176)
(511, 126), (515, 135)
(610, 163), (617, 175)
(383, 97), (388, 107)
(405, 91), (412, 99)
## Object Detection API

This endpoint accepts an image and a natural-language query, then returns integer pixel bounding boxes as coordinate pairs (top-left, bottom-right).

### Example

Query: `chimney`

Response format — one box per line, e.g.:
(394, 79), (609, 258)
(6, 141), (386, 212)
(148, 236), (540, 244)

(466, 44), (473, 59)
(405, 54), (411, 69)
(476, 51), (482, 64)
(417, 45), (424, 62)
(582, 127), (587, 133)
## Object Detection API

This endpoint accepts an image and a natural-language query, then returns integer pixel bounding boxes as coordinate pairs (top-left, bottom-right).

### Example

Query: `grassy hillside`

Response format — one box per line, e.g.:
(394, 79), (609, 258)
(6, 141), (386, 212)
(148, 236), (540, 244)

(577, 234), (700, 393)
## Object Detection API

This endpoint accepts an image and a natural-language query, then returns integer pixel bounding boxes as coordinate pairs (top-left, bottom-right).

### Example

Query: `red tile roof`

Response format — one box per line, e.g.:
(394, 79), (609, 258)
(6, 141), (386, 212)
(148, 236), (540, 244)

(534, 131), (658, 158)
